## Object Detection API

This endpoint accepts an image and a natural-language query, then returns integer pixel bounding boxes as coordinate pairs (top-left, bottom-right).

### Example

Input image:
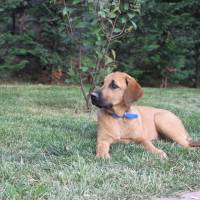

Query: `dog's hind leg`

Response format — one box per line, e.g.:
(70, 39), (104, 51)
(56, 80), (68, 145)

(141, 140), (168, 158)
(154, 111), (192, 148)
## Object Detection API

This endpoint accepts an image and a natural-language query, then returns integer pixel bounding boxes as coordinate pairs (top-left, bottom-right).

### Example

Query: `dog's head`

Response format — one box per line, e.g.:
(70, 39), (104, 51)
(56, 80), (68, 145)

(91, 72), (143, 109)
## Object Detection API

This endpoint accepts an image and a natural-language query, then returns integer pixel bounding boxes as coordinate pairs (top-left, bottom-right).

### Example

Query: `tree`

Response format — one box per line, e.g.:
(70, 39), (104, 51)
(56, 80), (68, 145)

(115, 0), (200, 87)
(1, 0), (199, 89)
(60, 0), (141, 109)
(176, 0), (200, 88)
(0, 0), (67, 82)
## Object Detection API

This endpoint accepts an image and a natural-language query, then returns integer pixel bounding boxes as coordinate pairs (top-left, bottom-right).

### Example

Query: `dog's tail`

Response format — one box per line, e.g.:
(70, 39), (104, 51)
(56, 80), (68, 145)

(189, 140), (200, 147)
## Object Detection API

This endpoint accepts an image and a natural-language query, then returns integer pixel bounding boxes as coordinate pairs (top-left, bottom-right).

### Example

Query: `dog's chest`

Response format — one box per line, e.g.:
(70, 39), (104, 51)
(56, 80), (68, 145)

(114, 119), (142, 141)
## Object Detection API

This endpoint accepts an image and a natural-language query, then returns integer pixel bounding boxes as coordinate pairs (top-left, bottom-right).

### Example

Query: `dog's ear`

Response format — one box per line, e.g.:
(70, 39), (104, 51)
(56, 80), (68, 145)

(123, 76), (143, 107)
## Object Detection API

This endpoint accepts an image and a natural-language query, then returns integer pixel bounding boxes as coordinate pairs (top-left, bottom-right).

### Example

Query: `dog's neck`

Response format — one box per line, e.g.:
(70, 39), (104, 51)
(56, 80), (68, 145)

(106, 103), (131, 116)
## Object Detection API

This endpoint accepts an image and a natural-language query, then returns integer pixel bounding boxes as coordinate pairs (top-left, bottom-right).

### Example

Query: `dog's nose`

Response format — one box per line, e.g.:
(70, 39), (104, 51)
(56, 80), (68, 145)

(91, 92), (99, 102)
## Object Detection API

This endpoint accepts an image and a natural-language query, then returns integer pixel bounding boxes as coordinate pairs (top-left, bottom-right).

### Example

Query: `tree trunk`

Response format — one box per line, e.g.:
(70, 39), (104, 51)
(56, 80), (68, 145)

(195, 43), (200, 88)
(11, 11), (16, 33)
(196, 63), (200, 88)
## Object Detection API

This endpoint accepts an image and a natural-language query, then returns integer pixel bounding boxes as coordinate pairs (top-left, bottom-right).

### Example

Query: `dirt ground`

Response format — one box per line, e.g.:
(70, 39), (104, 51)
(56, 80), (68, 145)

(154, 190), (200, 200)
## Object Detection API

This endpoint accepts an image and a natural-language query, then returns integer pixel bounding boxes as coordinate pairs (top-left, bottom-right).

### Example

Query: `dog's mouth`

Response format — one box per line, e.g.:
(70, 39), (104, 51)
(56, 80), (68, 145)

(91, 92), (113, 109)
(92, 101), (113, 109)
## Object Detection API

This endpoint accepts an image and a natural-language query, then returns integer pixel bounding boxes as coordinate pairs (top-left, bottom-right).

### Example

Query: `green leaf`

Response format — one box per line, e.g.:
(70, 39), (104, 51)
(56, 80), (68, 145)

(110, 12), (116, 18)
(105, 55), (113, 65)
(62, 7), (68, 16)
(112, 6), (120, 13)
(127, 13), (135, 19)
(144, 44), (160, 51)
(81, 66), (89, 72)
(124, 3), (129, 11)
(120, 16), (127, 24)
(111, 49), (116, 60)
(114, 28), (121, 33)
(98, 11), (106, 18)
(72, 0), (81, 5)
(130, 21), (137, 30)
(95, 50), (103, 58)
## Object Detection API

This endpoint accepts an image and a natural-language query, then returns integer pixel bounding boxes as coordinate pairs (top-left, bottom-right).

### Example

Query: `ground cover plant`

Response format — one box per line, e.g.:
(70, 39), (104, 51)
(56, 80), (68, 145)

(0, 85), (200, 199)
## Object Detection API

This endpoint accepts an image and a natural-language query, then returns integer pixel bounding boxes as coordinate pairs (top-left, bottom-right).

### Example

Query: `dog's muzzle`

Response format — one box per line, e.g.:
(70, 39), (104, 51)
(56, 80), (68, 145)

(91, 91), (112, 109)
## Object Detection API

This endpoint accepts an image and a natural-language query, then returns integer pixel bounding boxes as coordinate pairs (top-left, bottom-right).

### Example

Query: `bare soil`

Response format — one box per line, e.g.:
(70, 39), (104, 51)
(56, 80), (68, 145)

(154, 190), (200, 200)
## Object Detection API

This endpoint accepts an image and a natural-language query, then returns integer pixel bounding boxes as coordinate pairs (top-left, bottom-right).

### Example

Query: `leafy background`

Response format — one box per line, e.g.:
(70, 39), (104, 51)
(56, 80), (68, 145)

(0, 0), (200, 87)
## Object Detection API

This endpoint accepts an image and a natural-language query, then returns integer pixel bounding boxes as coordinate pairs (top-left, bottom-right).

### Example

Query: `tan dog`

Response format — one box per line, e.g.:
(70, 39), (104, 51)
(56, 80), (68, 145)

(91, 72), (200, 158)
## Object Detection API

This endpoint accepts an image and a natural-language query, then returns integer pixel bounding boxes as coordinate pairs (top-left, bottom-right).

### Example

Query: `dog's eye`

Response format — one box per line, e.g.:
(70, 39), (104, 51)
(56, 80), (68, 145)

(110, 81), (119, 89)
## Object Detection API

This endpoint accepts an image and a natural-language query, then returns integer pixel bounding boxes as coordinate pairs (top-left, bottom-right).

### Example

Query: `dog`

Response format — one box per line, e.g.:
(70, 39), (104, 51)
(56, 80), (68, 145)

(91, 72), (200, 159)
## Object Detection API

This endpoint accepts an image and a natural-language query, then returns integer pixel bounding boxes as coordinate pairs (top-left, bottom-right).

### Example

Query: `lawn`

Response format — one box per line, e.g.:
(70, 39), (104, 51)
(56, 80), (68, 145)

(0, 84), (200, 200)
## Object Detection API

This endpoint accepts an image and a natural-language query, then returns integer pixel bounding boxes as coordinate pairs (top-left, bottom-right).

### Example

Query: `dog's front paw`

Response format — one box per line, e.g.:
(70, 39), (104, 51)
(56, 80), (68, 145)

(96, 142), (111, 159)
(157, 150), (168, 159)
(96, 152), (110, 159)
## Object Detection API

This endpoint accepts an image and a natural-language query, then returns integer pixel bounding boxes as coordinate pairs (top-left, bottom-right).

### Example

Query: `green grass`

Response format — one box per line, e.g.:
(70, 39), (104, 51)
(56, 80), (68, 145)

(0, 85), (200, 200)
